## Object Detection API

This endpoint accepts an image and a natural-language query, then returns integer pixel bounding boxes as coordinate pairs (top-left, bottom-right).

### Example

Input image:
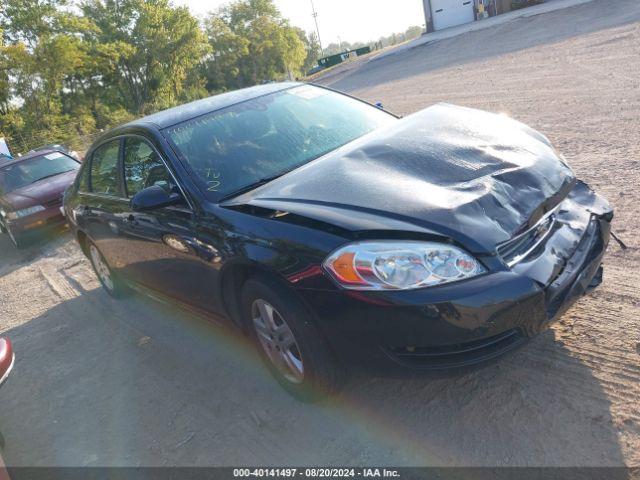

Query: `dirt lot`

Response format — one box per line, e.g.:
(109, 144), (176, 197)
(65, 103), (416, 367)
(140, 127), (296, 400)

(1, 0), (639, 468)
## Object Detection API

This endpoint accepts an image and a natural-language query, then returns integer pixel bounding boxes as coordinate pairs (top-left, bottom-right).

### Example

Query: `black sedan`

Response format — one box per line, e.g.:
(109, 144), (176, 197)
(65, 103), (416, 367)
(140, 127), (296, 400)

(64, 82), (612, 401)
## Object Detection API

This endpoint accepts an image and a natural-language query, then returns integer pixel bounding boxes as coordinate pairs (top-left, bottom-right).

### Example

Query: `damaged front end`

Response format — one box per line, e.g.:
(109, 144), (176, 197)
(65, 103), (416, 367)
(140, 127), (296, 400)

(221, 101), (615, 372)
(500, 180), (612, 329)
(380, 180), (613, 370)
(266, 177), (614, 372)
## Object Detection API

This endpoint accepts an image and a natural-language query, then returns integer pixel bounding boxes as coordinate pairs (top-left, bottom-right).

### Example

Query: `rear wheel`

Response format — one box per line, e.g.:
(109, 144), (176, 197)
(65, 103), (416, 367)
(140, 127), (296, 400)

(88, 242), (128, 298)
(241, 276), (343, 402)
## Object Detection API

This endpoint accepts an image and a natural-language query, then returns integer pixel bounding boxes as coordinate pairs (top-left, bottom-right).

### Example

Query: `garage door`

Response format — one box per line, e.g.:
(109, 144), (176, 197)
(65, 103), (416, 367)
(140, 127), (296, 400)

(432, 0), (474, 31)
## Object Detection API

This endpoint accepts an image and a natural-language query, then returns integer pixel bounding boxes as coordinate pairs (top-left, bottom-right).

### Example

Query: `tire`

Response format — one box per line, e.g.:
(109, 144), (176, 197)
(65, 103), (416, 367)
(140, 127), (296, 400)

(6, 226), (25, 249)
(87, 241), (129, 298)
(241, 275), (344, 402)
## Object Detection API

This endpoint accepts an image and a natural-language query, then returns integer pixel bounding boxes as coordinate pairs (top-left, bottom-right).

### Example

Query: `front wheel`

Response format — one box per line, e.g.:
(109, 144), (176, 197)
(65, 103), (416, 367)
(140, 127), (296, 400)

(88, 242), (128, 298)
(241, 276), (344, 402)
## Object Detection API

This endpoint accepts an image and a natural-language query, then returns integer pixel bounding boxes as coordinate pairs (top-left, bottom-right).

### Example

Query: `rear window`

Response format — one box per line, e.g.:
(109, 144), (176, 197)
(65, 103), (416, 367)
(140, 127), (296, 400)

(90, 140), (121, 196)
(0, 152), (79, 195)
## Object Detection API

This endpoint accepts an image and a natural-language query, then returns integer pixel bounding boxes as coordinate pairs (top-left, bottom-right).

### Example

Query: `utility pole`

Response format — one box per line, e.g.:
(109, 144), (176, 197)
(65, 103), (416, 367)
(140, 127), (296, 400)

(310, 0), (324, 57)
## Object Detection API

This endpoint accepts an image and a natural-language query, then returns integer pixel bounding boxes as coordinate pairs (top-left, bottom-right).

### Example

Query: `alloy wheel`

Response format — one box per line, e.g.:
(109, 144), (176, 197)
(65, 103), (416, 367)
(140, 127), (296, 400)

(90, 244), (114, 292)
(251, 299), (304, 384)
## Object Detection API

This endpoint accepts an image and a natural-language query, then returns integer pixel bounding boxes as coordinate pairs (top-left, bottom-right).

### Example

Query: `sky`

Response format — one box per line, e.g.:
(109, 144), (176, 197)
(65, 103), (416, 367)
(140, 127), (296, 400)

(175, 0), (426, 47)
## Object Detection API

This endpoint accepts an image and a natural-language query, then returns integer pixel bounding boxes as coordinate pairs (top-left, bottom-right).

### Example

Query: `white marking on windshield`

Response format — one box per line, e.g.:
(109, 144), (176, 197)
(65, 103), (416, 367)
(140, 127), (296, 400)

(286, 85), (328, 100)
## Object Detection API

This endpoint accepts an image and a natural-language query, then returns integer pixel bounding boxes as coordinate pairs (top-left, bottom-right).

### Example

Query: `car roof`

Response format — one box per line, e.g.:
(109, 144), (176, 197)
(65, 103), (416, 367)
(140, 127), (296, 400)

(122, 82), (301, 131)
(0, 149), (61, 168)
(33, 144), (67, 151)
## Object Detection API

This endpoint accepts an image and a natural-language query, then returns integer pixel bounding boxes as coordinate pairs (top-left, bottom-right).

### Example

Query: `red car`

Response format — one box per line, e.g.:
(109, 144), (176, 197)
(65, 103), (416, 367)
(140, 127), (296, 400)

(0, 150), (80, 247)
(0, 338), (13, 389)
(0, 338), (13, 480)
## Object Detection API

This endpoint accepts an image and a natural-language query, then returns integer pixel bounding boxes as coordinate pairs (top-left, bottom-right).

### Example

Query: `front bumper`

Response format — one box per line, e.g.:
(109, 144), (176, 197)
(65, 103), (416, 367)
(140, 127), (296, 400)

(5, 205), (67, 238)
(296, 182), (612, 372)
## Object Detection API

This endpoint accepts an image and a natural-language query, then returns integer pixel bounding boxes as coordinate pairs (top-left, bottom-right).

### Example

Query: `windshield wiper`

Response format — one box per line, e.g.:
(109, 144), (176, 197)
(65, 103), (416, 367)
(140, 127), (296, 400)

(219, 173), (286, 202)
(29, 171), (70, 184)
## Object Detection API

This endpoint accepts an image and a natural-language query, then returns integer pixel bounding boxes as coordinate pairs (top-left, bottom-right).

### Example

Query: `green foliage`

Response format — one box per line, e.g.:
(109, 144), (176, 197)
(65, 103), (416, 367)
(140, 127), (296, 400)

(322, 25), (424, 57)
(81, 0), (210, 114)
(0, 0), (308, 154)
(203, 0), (307, 90)
(297, 30), (322, 74)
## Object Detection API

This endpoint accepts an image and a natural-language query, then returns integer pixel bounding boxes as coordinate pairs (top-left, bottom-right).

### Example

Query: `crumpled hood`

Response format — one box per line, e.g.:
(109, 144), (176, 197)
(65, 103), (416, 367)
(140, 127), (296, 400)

(229, 104), (576, 253)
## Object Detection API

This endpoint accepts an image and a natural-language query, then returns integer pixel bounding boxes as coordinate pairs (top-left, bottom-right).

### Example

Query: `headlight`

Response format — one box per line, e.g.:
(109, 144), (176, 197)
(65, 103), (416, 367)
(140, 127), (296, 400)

(6, 205), (45, 220)
(323, 241), (486, 290)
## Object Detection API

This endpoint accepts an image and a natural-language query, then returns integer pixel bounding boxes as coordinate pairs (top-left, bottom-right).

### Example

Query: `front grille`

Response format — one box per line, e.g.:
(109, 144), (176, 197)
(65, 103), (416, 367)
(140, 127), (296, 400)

(384, 329), (526, 369)
(497, 211), (556, 266)
(43, 195), (63, 208)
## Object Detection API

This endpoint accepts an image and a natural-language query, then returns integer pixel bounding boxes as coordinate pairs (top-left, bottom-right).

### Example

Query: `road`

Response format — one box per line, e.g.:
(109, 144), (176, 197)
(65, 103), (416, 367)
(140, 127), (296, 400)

(0, 0), (639, 468)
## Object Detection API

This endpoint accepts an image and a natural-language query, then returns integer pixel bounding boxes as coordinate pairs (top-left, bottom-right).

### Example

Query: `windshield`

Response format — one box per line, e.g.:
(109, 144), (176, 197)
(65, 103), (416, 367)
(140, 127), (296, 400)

(0, 152), (79, 194)
(164, 85), (396, 200)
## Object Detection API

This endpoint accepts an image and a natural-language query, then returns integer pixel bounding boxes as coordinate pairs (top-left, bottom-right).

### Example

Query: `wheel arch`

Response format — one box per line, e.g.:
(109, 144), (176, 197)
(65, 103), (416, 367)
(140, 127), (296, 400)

(218, 260), (290, 331)
(75, 229), (91, 257)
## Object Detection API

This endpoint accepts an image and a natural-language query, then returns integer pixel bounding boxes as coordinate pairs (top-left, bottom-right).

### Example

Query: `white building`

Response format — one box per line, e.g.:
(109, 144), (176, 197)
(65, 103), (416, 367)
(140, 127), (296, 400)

(422, 0), (515, 32)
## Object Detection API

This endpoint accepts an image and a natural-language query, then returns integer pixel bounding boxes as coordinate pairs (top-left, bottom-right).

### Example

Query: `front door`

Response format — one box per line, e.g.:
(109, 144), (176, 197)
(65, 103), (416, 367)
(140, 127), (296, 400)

(117, 136), (224, 314)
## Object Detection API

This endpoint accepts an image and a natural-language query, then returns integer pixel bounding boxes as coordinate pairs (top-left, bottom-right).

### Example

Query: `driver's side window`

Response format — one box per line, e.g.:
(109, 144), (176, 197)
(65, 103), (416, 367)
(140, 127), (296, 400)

(123, 137), (173, 197)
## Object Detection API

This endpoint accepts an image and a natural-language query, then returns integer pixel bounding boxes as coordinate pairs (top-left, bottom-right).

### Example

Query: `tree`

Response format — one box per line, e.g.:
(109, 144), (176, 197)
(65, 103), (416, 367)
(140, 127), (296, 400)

(1, 0), (418, 155)
(405, 25), (424, 40)
(0, 28), (10, 116)
(203, 0), (306, 90)
(82, 0), (210, 114)
(295, 28), (321, 74)
(2, 0), (64, 45)
(203, 15), (250, 92)
(0, 0), (94, 149)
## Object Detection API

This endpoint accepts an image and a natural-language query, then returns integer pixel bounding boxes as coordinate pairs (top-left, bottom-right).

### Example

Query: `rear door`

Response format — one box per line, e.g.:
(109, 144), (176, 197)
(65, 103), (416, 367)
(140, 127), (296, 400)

(76, 139), (129, 270)
(117, 135), (222, 313)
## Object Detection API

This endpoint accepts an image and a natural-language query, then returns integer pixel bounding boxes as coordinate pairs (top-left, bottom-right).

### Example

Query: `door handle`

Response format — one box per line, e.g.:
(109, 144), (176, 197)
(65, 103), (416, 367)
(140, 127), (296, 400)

(123, 214), (138, 225)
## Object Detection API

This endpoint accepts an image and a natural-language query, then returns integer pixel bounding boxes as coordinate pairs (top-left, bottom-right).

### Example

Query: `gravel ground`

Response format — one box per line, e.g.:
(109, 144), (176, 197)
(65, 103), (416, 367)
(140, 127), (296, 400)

(0, 0), (639, 468)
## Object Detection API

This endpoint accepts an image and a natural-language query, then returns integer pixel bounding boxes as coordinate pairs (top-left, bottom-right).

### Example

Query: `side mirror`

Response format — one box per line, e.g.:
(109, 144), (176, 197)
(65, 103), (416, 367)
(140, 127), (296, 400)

(131, 184), (183, 211)
(375, 102), (384, 110)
